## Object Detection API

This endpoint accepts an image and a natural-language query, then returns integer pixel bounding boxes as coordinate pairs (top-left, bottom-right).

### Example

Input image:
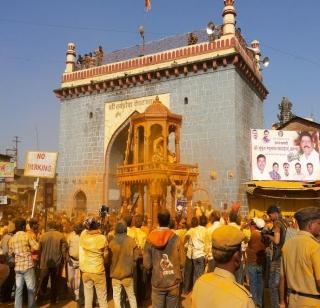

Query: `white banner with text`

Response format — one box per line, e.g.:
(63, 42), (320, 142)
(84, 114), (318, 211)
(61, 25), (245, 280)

(251, 129), (320, 181)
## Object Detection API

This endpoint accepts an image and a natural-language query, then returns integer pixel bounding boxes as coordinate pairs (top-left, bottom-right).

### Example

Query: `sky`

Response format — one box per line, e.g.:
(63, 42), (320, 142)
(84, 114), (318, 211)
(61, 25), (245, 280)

(1, 0), (319, 167)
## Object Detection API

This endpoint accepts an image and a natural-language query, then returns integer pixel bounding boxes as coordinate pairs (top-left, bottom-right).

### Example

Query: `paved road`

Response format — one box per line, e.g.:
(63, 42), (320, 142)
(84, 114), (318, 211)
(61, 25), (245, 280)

(2, 293), (192, 307)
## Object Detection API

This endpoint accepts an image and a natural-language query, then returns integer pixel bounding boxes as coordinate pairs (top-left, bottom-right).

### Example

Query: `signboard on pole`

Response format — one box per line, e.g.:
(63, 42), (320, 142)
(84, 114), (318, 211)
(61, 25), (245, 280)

(24, 152), (58, 179)
(0, 162), (15, 178)
(251, 129), (320, 181)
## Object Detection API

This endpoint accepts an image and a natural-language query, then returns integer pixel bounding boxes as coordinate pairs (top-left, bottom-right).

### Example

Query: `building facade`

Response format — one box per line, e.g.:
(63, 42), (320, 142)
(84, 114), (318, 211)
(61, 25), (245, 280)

(54, 0), (268, 215)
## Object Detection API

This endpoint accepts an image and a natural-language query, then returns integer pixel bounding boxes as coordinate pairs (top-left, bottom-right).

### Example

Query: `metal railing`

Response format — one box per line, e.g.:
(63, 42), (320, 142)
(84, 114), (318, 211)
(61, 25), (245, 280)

(235, 29), (256, 63)
(117, 162), (198, 175)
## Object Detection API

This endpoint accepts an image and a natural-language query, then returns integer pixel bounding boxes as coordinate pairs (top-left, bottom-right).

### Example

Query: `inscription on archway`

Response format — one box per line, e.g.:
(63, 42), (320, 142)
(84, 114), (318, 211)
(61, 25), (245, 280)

(104, 93), (170, 155)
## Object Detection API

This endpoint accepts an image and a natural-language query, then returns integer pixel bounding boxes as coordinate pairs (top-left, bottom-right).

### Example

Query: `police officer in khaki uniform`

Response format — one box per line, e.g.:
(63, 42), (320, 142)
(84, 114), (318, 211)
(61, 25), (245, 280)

(192, 225), (255, 308)
(279, 207), (320, 308)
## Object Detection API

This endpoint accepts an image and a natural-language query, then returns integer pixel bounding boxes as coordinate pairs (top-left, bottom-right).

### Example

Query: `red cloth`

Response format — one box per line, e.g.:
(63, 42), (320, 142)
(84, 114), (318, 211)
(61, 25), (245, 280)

(145, 0), (151, 11)
(247, 230), (266, 265)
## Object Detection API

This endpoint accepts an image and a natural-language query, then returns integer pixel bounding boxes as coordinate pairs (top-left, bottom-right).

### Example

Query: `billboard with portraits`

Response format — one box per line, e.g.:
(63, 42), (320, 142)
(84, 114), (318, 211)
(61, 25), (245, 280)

(251, 129), (320, 181)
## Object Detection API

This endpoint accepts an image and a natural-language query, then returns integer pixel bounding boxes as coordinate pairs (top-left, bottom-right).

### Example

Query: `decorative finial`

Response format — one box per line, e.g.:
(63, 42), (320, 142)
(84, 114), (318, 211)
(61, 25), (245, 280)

(222, 0), (236, 36)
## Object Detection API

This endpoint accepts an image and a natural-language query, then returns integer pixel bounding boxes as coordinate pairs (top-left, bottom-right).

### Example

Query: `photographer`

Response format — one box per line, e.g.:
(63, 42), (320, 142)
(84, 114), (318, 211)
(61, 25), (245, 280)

(265, 205), (287, 308)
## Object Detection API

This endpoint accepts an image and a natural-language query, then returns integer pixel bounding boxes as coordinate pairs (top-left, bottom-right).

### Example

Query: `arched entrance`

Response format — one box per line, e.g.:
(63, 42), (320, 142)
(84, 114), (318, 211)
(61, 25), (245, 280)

(74, 190), (87, 213)
(104, 117), (132, 211)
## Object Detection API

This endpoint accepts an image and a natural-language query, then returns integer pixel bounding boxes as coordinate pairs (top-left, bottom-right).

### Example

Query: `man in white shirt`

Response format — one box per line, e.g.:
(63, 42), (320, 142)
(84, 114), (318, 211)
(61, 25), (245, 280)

(253, 154), (269, 180)
(299, 132), (319, 165)
(185, 216), (211, 287)
(207, 211), (222, 237)
(299, 132), (320, 177)
(206, 211), (221, 272)
(67, 223), (83, 302)
(293, 162), (305, 181)
(282, 162), (290, 180)
(305, 162), (314, 181)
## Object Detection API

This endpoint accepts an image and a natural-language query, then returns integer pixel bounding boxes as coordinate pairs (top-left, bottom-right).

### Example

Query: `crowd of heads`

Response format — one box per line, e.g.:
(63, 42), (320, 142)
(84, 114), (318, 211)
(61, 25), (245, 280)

(1, 201), (319, 242)
(76, 46), (104, 70)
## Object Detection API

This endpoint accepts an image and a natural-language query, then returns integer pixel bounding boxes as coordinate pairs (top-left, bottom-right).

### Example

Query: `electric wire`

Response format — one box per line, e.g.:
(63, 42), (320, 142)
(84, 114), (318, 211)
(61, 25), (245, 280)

(0, 18), (318, 67)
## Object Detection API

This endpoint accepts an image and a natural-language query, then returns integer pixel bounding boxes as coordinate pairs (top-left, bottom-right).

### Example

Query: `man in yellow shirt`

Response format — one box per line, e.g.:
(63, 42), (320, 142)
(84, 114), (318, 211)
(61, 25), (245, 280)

(125, 214), (147, 250)
(192, 225), (255, 308)
(79, 216), (108, 308)
(279, 207), (320, 308)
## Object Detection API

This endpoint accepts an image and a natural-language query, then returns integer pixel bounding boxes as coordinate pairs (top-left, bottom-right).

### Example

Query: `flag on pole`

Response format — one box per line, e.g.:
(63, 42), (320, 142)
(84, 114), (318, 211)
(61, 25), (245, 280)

(145, 0), (151, 11)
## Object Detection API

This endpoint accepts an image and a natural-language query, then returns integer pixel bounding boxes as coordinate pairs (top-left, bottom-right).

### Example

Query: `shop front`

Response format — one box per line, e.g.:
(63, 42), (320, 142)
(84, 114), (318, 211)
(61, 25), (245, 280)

(246, 181), (320, 217)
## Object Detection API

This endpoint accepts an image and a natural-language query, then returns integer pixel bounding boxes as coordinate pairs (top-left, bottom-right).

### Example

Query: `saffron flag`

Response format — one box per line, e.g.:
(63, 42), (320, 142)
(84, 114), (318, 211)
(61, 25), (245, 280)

(145, 0), (151, 11)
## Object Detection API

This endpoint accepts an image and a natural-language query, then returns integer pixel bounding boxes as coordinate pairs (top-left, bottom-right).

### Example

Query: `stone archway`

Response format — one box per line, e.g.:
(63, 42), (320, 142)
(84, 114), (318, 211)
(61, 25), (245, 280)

(104, 116), (134, 211)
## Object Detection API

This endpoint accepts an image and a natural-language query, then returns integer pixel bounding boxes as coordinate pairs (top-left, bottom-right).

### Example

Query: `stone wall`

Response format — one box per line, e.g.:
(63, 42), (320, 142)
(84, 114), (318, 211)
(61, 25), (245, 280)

(234, 73), (264, 214)
(57, 65), (263, 214)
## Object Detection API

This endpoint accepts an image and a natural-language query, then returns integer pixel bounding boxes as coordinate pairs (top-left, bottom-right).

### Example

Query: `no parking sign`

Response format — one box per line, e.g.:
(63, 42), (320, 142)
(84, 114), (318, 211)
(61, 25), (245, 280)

(24, 151), (58, 178)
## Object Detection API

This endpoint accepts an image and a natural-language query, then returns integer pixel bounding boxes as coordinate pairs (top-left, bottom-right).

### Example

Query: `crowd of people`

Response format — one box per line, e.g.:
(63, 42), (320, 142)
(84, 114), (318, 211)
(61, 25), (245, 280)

(76, 46), (104, 70)
(0, 202), (319, 308)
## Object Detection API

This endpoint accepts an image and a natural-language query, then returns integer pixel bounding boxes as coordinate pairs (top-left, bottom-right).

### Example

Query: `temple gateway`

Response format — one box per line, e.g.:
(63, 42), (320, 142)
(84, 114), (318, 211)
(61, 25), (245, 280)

(54, 0), (268, 217)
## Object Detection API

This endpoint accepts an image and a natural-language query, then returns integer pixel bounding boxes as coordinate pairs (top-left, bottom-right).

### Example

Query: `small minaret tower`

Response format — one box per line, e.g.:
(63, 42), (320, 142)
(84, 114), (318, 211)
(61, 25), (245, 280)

(222, 0), (237, 36)
(65, 42), (76, 73)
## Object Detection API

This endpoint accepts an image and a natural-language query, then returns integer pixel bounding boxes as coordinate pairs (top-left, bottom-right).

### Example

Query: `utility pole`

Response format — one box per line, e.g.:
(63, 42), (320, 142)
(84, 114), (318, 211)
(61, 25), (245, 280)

(13, 136), (20, 166)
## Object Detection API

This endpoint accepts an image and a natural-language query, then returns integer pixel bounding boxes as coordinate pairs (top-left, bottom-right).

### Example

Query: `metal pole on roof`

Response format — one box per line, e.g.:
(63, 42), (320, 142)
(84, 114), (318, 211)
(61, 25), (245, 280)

(139, 25), (145, 56)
